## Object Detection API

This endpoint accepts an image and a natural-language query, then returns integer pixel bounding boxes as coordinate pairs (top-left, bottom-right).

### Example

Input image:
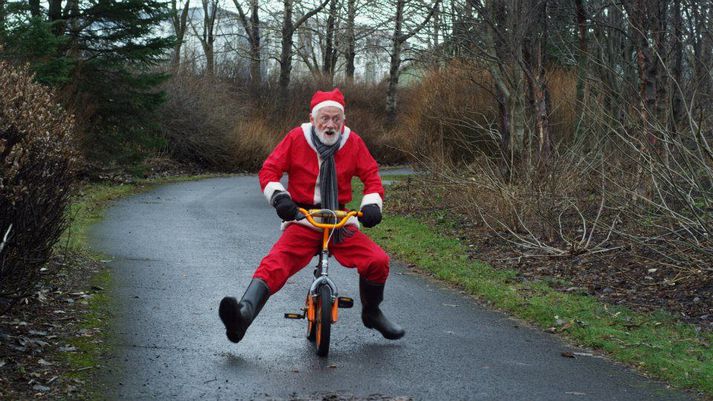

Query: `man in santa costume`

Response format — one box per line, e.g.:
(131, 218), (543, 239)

(219, 88), (405, 344)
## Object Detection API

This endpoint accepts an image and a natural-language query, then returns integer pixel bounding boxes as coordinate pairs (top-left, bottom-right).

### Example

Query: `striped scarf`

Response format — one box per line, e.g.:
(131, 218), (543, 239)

(311, 126), (350, 243)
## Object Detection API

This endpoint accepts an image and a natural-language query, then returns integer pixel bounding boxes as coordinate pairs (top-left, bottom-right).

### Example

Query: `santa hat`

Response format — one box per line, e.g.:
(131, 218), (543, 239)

(310, 88), (345, 117)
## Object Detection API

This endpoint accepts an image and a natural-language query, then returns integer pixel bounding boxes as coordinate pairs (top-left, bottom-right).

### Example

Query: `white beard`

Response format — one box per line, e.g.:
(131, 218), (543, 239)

(315, 127), (340, 146)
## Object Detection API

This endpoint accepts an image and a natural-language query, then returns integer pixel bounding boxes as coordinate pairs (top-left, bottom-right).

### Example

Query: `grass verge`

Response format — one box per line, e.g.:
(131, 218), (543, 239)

(349, 178), (712, 398)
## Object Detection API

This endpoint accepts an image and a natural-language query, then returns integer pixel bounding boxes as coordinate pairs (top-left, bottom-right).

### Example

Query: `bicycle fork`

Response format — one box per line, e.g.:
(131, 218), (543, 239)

(284, 250), (354, 321)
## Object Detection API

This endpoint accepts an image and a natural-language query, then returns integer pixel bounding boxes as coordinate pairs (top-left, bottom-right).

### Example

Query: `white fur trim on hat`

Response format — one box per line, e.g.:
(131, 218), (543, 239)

(311, 100), (344, 118)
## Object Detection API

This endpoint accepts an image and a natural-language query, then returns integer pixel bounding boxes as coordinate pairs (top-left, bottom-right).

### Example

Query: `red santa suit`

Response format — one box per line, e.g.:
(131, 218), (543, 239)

(253, 123), (390, 294)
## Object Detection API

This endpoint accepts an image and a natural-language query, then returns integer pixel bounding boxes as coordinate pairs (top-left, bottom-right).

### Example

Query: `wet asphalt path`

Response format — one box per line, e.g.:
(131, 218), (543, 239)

(90, 176), (695, 401)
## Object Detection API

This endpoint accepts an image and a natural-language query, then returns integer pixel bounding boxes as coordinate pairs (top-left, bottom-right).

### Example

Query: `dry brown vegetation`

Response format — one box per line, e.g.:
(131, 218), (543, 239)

(158, 73), (411, 171)
(0, 62), (79, 309)
(394, 59), (712, 328)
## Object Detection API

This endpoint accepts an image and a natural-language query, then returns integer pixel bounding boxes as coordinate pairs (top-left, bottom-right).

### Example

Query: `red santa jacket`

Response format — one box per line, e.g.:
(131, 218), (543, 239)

(259, 123), (384, 229)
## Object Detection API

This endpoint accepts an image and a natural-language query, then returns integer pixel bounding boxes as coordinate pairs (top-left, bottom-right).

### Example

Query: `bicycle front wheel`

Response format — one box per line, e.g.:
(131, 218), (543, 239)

(315, 284), (332, 357)
(306, 291), (316, 342)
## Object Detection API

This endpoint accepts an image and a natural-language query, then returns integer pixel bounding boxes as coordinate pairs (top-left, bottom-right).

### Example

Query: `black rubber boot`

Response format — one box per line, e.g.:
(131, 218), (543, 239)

(219, 278), (270, 343)
(360, 277), (405, 340)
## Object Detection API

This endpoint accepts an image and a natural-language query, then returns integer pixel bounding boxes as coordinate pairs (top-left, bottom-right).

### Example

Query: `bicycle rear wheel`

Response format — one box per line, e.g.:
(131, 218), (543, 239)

(315, 284), (332, 357)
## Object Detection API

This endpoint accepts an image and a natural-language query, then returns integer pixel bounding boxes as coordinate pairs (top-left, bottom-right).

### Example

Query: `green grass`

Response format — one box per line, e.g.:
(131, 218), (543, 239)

(350, 177), (713, 397)
(64, 268), (111, 379)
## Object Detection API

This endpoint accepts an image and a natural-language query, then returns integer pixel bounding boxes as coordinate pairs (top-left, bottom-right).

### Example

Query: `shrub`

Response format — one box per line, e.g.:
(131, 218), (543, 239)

(158, 73), (409, 171)
(0, 62), (78, 308)
(401, 61), (500, 164)
(400, 61), (578, 164)
(157, 73), (242, 170)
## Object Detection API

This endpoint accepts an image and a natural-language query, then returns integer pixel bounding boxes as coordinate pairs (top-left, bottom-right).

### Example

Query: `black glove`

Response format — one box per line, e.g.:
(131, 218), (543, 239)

(272, 191), (298, 221)
(359, 204), (382, 228)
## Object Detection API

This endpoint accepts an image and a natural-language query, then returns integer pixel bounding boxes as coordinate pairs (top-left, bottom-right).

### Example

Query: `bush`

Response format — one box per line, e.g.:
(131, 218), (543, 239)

(157, 73), (242, 170)
(158, 73), (409, 171)
(400, 61), (578, 164)
(0, 62), (78, 307)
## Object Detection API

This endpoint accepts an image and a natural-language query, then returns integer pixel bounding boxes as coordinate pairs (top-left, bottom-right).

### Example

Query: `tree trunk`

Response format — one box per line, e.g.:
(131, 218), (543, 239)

(480, 0), (525, 167)
(322, 0), (338, 76)
(385, 0), (439, 122)
(0, 0), (6, 37)
(279, 0), (329, 99)
(233, 0), (262, 88)
(29, 0), (40, 18)
(279, 0), (294, 99)
(171, 0), (191, 72)
(64, 0), (80, 59)
(385, 0), (404, 123)
(432, 0), (440, 49)
(574, 0), (587, 135)
(653, 0), (668, 126)
(199, 0), (218, 78)
(345, 0), (356, 81)
(625, 0), (657, 147)
(249, 0), (261, 85)
(670, 0), (683, 132)
(48, 0), (64, 35)
(496, 80), (512, 179)
(533, 0), (551, 165)
(693, 3), (713, 115)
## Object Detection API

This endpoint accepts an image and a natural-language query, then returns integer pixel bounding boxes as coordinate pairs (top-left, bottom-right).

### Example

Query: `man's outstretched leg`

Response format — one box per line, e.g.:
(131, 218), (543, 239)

(219, 224), (321, 343)
(219, 278), (269, 343)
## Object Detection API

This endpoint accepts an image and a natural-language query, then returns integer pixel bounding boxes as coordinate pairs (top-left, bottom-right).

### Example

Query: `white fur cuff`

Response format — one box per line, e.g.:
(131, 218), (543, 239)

(360, 193), (383, 211)
(263, 181), (287, 203)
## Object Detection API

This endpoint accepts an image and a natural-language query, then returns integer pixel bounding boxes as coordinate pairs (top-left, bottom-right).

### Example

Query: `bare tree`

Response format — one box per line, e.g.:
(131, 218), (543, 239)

(574, 0), (588, 131)
(689, 1), (713, 117)
(171, 0), (191, 71)
(670, 0), (683, 134)
(344, 0), (357, 81)
(232, 0), (262, 88)
(278, 0), (330, 98)
(385, 0), (441, 122)
(623, 0), (660, 148)
(190, 0), (220, 77)
(322, 0), (340, 77)
(522, 0), (551, 165)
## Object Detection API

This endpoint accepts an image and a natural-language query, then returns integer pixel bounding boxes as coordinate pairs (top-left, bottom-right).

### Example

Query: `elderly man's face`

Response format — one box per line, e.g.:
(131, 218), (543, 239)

(310, 106), (344, 146)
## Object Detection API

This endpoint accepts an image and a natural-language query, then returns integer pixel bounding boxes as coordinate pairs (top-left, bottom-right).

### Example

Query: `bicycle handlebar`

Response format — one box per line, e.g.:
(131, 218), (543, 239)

(297, 208), (363, 229)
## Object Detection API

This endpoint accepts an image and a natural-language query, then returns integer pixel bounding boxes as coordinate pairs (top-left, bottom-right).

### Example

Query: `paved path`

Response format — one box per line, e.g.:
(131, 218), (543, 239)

(90, 176), (695, 401)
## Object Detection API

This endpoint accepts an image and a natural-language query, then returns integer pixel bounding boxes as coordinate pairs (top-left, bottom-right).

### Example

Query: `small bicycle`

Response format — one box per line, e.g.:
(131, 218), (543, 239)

(283, 208), (362, 357)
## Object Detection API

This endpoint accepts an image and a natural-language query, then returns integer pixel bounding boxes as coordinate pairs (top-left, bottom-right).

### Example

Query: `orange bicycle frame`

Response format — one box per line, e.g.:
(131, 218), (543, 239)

(298, 208), (362, 324)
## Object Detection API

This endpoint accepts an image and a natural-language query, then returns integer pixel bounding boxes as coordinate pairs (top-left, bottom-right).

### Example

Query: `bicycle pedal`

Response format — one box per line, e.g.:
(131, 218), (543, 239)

(284, 313), (305, 319)
(337, 297), (354, 308)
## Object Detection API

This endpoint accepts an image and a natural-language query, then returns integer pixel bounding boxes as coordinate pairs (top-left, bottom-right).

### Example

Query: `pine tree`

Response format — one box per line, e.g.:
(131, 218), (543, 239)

(69, 0), (175, 159)
(1, 0), (175, 161)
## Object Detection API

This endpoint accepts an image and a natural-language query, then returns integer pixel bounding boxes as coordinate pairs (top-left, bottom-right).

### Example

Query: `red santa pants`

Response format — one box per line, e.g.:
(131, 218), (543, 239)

(253, 223), (390, 294)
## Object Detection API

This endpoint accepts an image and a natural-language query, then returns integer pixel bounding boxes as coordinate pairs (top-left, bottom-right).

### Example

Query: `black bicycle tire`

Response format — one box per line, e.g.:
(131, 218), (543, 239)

(315, 284), (332, 357)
